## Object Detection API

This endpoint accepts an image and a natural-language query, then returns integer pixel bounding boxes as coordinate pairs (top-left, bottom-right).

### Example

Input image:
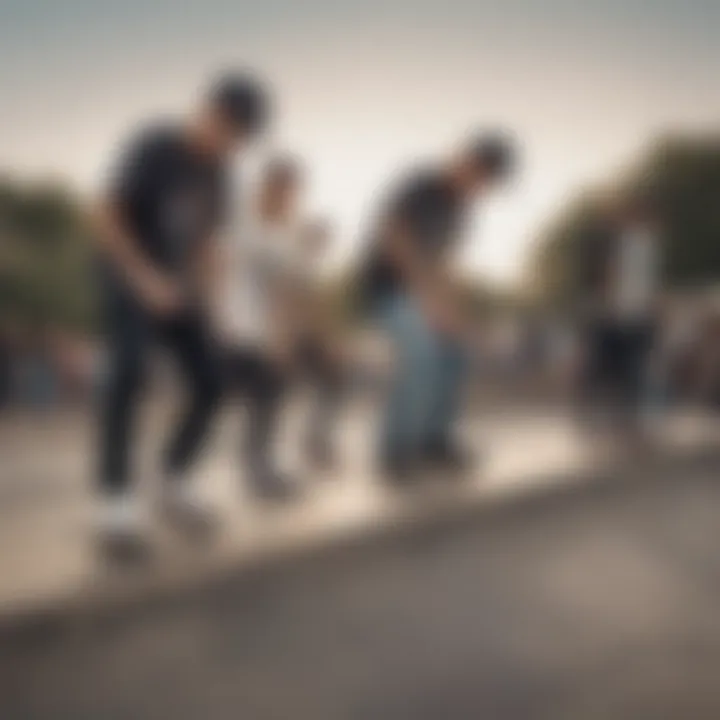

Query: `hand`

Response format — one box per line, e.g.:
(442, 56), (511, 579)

(138, 271), (184, 317)
(422, 292), (465, 338)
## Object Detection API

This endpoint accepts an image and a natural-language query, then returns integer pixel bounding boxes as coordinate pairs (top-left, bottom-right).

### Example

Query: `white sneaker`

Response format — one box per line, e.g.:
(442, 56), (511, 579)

(96, 493), (150, 561)
(97, 492), (144, 535)
(159, 476), (219, 539)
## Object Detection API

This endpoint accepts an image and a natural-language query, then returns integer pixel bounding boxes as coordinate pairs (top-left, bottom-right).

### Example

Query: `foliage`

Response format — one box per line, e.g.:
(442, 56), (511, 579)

(0, 178), (96, 333)
(527, 133), (720, 307)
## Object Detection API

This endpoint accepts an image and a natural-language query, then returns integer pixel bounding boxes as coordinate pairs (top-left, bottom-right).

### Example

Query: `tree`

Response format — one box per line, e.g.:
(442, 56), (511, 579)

(527, 132), (720, 307)
(0, 178), (96, 334)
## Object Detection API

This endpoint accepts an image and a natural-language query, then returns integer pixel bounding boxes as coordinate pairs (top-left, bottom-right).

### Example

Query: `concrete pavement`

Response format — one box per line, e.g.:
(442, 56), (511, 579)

(0, 401), (717, 624)
(3, 451), (720, 719)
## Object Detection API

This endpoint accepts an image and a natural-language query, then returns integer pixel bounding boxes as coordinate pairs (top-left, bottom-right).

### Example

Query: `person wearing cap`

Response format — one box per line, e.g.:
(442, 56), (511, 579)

(358, 133), (516, 483)
(91, 71), (270, 553)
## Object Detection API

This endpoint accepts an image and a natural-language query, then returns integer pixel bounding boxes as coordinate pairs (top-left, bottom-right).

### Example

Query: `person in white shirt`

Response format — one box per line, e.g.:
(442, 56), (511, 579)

(290, 218), (347, 470)
(217, 156), (306, 500)
(578, 192), (661, 450)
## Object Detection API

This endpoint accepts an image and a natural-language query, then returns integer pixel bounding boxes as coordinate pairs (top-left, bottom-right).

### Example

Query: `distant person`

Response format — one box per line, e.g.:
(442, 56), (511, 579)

(216, 157), (306, 501)
(577, 192), (662, 451)
(92, 72), (270, 552)
(358, 133), (516, 482)
(690, 309), (720, 409)
(292, 218), (346, 470)
(0, 329), (10, 409)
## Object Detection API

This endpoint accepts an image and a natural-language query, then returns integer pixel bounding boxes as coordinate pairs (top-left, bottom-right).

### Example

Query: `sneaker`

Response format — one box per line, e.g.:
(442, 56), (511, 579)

(422, 437), (475, 477)
(97, 493), (150, 563)
(378, 451), (418, 487)
(159, 476), (219, 540)
(248, 466), (301, 504)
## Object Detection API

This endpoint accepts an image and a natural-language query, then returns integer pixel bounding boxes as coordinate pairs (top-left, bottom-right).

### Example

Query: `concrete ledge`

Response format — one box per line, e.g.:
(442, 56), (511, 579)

(2, 443), (719, 642)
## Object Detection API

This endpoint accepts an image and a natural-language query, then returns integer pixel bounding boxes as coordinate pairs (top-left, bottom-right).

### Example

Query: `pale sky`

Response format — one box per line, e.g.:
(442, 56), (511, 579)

(1, 0), (718, 283)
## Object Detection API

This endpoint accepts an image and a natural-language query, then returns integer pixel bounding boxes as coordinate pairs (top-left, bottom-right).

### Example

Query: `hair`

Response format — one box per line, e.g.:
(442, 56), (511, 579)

(467, 131), (517, 180)
(206, 71), (271, 135)
(624, 186), (660, 220)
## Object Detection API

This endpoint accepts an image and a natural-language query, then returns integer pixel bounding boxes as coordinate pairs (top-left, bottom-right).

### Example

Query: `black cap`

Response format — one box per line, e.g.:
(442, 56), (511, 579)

(468, 131), (517, 180)
(207, 71), (270, 135)
(625, 185), (660, 218)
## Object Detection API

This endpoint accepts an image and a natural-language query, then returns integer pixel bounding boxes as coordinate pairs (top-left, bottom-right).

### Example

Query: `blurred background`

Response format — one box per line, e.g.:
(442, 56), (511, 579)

(1, 0), (719, 410)
(1, 1), (720, 717)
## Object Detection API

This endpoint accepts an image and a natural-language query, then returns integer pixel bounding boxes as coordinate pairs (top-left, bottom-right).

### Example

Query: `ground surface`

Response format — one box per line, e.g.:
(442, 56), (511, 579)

(2, 458), (720, 720)
(0, 401), (602, 615)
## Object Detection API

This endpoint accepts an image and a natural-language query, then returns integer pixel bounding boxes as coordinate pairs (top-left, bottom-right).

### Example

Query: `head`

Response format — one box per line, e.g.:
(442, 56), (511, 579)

(616, 189), (660, 233)
(258, 155), (304, 220)
(450, 131), (517, 197)
(191, 71), (271, 156)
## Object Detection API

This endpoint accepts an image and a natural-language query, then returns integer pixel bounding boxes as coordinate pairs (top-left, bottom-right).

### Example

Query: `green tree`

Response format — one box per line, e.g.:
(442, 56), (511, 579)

(527, 132), (720, 307)
(0, 178), (96, 333)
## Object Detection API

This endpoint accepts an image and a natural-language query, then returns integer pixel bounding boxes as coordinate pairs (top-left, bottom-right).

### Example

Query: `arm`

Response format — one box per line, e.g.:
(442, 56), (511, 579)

(190, 231), (221, 310)
(93, 129), (182, 315)
(382, 216), (464, 336)
(90, 199), (182, 316)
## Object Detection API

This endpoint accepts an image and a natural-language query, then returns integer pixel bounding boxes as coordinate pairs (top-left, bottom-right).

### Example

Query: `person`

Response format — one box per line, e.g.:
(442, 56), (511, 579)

(92, 71), (271, 551)
(358, 133), (516, 482)
(0, 327), (11, 410)
(291, 218), (346, 470)
(215, 156), (306, 501)
(576, 192), (662, 453)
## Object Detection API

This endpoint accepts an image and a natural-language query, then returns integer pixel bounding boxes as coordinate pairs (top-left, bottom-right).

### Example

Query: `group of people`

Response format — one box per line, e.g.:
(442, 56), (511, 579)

(92, 69), (517, 555)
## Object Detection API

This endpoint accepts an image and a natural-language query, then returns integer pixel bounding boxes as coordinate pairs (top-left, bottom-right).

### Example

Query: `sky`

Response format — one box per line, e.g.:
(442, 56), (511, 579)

(1, 0), (718, 283)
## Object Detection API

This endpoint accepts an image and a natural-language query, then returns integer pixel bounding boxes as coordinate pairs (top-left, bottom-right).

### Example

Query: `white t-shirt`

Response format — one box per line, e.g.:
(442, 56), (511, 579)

(613, 228), (658, 321)
(217, 212), (307, 348)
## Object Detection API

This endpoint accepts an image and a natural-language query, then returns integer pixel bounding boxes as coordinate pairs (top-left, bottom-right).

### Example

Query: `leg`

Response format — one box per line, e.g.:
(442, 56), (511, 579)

(160, 312), (223, 478)
(583, 320), (620, 439)
(231, 348), (296, 500)
(575, 321), (602, 432)
(301, 338), (344, 468)
(376, 294), (442, 465)
(96, 279), (155, 556)
(244, 358), (286, 480)
(423, 335), (468, 447)
(98, 284), (150, 496)
(619, 323), (654, 443)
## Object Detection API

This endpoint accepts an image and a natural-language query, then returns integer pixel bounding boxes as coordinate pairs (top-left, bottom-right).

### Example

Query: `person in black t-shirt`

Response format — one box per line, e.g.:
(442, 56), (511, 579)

(92, 72), (270, 552)
(359, 133), (516, 482)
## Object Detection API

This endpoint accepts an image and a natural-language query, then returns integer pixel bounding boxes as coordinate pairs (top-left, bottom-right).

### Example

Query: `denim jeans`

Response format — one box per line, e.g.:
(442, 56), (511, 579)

(375, 293), (467, 459)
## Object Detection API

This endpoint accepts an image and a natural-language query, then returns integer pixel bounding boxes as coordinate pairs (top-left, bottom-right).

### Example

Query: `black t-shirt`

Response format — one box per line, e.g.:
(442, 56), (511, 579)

(360, 168), (466, 303)
(108, 123), (228, 277)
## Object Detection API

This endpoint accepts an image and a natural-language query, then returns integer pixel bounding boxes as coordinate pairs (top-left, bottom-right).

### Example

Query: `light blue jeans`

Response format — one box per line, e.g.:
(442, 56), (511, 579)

(376, 293), (468, 459)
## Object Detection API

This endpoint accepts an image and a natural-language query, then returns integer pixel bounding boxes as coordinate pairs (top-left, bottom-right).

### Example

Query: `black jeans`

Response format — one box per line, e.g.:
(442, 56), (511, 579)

(225, 347), (286, 475)
(99, 277), (223, 494)
(580, 317), (654, 422)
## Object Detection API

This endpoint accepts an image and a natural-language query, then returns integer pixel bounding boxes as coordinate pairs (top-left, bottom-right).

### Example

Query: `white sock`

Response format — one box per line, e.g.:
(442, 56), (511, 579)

(99, 492), (144, 535)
